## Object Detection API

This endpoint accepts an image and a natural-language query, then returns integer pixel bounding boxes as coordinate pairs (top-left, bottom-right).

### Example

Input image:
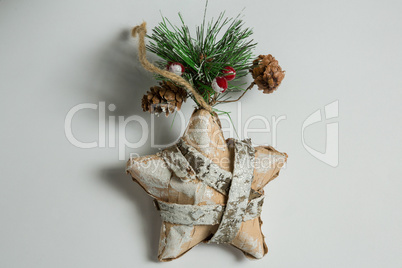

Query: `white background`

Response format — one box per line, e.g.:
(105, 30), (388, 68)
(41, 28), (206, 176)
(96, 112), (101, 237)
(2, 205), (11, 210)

(1, 0), (401, 267)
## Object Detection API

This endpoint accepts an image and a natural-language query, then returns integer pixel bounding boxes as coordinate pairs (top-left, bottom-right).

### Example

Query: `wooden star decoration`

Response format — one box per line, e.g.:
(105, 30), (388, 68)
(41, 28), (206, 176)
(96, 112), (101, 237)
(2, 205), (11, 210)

(126, 109), (287, 261)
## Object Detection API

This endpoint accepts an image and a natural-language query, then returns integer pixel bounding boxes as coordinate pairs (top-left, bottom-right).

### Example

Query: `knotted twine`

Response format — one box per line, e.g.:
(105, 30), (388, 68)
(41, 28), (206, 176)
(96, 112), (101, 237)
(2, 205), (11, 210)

(131, 22), (213, 113)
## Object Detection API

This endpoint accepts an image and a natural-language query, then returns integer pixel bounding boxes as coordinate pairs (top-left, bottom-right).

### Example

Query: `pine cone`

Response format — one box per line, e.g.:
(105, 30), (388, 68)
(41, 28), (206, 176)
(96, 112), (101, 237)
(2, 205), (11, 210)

(141, 81), (187, 116)
(250, 54), (285, 94)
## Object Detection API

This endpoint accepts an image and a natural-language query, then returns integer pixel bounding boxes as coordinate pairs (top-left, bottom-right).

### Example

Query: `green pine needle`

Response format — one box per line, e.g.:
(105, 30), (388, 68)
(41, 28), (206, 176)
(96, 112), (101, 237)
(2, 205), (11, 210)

(146, 11), (256, 107)
(213, 108), (239, 139)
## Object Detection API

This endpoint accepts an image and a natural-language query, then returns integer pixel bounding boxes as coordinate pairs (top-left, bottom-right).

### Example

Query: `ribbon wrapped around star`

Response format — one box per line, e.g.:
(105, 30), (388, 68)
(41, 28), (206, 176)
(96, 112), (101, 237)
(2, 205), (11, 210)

(126, 109), (287, 261)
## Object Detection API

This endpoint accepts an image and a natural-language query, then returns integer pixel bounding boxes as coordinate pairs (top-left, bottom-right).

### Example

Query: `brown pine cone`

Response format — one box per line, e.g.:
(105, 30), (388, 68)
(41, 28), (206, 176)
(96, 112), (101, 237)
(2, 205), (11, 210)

(141, 81), (187, 116)
(250, 54), (285, 94)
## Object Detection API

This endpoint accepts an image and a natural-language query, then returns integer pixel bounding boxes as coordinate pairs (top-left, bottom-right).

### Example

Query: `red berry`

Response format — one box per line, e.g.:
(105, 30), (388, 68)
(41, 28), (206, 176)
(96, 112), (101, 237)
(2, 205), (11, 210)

(167, 62), (185, 76)
(212, 77), (228, 93)
(222, 66), (236, 81)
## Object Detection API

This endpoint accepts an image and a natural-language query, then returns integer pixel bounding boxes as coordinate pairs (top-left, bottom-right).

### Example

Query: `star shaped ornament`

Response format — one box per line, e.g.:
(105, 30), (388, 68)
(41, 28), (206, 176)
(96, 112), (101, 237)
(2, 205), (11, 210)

(126, 109), (287, 261)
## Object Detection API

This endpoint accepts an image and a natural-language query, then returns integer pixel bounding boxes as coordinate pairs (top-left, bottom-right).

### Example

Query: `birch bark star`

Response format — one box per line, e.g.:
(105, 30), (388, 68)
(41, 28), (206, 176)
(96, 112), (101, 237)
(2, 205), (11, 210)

(126, 109), (287, 261)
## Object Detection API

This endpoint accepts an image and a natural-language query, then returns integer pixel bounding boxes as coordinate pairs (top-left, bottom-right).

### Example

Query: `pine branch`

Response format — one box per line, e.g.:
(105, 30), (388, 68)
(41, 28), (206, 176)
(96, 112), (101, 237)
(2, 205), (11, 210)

(146, 12), (256, 106)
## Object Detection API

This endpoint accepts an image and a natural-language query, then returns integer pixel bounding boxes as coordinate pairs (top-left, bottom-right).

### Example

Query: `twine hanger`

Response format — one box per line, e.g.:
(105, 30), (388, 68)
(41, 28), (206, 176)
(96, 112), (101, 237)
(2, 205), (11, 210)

(131, 22), (213, 113)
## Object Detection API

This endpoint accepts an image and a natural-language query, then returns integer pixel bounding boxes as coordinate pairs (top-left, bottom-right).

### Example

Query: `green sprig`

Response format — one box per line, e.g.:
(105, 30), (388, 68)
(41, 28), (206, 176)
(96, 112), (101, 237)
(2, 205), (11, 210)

(146, 11), (256, 107)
